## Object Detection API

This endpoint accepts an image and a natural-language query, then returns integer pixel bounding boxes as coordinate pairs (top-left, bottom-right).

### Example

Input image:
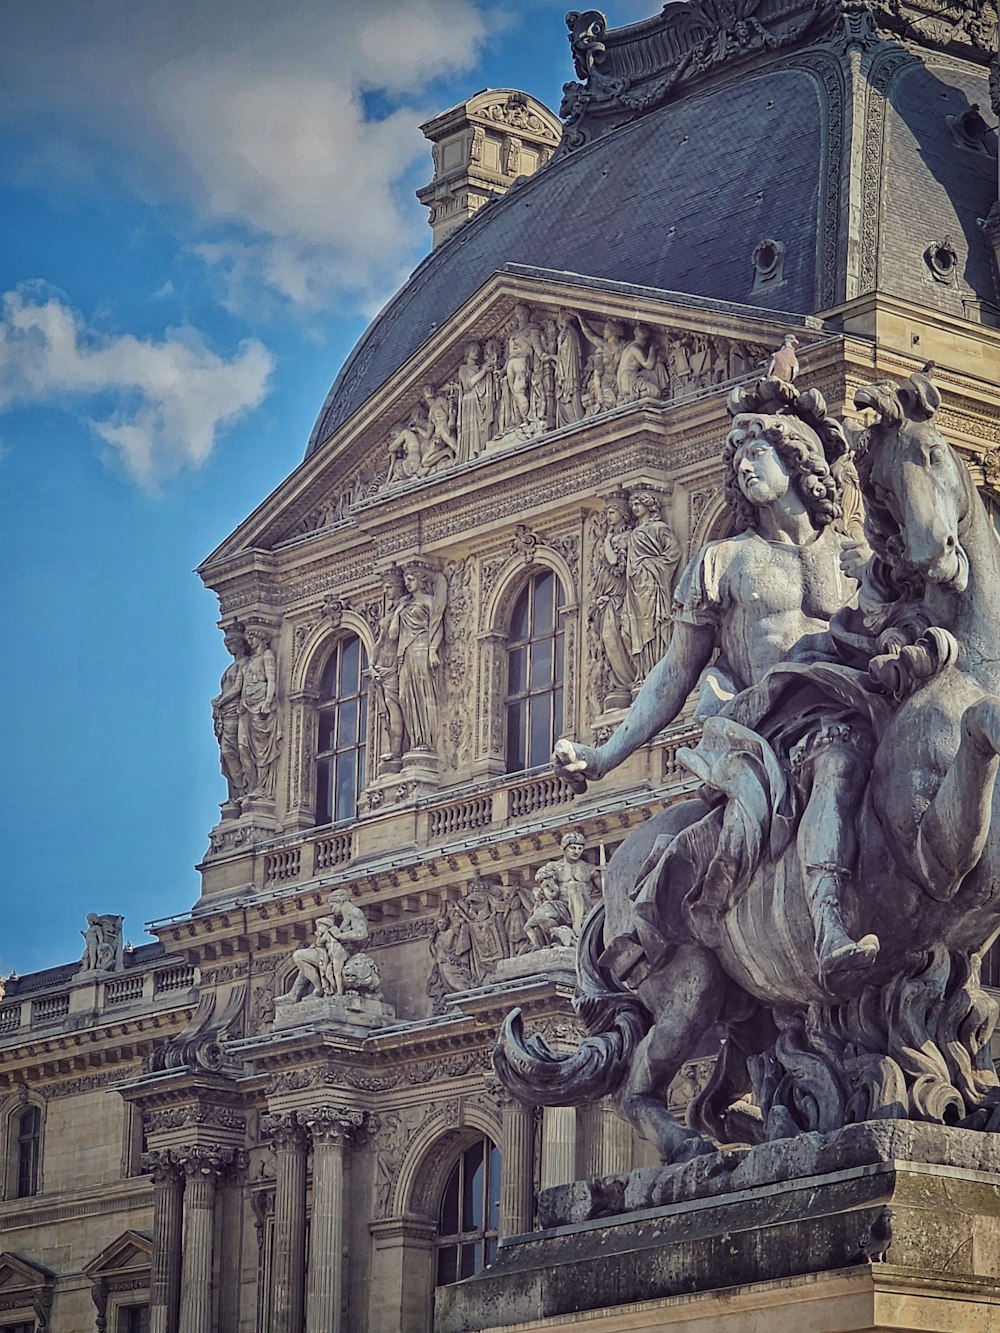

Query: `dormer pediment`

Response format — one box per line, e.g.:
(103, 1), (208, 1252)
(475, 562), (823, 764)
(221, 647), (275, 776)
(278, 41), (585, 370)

(83, 1231), (153, 1281)
(200, 266), (828, 571)
(0, 1252), (54, 1295)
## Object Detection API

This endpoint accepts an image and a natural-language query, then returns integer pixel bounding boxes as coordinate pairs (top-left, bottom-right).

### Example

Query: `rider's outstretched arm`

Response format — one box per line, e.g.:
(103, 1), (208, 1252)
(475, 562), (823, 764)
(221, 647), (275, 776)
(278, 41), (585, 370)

(558, 619), (715, 782)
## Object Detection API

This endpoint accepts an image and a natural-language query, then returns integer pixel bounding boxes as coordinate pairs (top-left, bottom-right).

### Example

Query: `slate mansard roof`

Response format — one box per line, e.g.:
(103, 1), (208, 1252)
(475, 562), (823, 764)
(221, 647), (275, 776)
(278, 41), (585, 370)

(306, 3), (998, 458)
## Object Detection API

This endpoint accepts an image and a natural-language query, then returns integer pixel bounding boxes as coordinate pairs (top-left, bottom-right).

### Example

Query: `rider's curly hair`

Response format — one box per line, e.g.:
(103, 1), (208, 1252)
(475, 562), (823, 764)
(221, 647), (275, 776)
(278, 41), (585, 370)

(722, 416), (842, 533)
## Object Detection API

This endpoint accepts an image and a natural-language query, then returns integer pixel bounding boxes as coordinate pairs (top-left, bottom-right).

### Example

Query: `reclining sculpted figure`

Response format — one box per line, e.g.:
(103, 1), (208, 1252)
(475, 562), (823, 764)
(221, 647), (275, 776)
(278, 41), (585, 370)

(497, 371), (1000, 1161)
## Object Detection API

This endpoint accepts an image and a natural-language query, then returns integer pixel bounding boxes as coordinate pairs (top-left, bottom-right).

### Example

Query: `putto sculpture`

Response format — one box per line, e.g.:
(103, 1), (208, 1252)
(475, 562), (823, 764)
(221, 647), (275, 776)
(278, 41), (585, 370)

(498, 366), (1000, 1162)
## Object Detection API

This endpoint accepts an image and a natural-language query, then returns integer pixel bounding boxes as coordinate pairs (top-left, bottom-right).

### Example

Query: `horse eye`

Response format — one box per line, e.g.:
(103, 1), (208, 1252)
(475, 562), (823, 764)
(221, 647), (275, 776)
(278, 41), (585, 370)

(929, 447), (945, 466)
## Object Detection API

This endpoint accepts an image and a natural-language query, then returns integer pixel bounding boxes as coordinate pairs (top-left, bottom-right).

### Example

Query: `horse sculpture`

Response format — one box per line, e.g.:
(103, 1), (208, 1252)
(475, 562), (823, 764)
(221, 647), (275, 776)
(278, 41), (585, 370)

(496, 371), (1000, 1159)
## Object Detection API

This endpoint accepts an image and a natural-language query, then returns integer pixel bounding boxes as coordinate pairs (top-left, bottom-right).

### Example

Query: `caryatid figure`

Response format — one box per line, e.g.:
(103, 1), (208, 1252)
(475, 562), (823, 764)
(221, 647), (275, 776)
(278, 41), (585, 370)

(622, 488), (682, 683)
(387, 562), (447, 754)
(211, 621), (248, 804)
(238, 623), (282, 800)
(372, 566), (406, 765)
(590, 491), (636, 703)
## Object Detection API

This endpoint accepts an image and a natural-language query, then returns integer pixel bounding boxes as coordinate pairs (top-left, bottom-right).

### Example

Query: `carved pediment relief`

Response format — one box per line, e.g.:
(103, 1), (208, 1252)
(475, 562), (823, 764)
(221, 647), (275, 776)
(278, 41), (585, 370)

(205, 270), (823, 565)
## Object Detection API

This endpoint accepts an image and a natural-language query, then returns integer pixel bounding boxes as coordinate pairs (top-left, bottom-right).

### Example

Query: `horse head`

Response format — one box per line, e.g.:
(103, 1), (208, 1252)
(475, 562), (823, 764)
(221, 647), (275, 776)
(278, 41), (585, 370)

(855, 372), (972, 593)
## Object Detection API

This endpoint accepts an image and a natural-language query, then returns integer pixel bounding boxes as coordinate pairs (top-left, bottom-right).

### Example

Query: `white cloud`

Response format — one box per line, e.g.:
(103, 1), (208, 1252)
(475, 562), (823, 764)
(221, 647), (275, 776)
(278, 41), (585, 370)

(0, 286), (274, 487)
(1, 0), (501, 312)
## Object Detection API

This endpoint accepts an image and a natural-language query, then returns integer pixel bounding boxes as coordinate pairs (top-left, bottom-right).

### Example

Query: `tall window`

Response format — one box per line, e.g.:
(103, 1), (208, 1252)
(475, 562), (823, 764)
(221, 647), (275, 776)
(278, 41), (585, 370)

(315, 636), (369, 825)
(16, 1105), (40, 1198)
(118, 1306), (150, 1333)
(505, 570), (565, 772)
(435, 1137), (501, 1285)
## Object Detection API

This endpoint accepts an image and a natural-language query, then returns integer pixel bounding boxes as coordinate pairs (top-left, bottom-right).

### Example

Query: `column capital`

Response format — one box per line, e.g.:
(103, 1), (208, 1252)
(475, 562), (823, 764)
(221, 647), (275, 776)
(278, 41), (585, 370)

(141, 1148), (184, 1184)
(262, 1109), (310, 1152)
(302, 1106), (364, 1147)
(173, 1143), (239, 1180)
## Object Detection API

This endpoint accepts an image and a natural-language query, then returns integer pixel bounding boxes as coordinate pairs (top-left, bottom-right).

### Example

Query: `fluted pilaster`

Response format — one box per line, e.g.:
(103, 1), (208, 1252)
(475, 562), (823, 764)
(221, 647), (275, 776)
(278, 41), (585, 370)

(499, 1097), (536, 1238)
(144, 1151), (185, 1333)
(264, 1111), (310, 1333)
(302, 1107), (364, 1333)
(175, 1146), (234, 1333)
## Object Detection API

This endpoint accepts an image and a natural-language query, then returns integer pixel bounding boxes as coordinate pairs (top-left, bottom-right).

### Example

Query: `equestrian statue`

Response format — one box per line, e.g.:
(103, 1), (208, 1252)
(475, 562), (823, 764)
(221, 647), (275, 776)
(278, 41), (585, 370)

(496, 369), (1000, 1161)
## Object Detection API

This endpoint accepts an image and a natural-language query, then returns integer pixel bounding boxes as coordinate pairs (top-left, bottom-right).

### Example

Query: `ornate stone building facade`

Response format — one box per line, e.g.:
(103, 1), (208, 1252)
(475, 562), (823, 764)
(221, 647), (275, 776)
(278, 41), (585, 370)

(0, 3), (998, 1332)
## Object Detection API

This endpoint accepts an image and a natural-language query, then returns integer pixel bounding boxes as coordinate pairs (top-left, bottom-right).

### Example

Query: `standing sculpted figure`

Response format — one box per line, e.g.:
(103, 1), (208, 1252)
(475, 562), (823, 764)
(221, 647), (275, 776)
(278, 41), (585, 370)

(289, 890), (370, 999)
(238, 625), (282, 800)
(556, 396), (878, 981)
(617, 323), (669, 402)
(553, 308), (585, 426)
(622, 488), (683, 683)
(590, 492), (635, 702)
(371, 567), (406, 765)
(455, 342), (497, 461)
(387, 563), (447, 753)
(212, 622), (248, 804)
(501, 303), (548, 432)
(542, 831), (603, 934)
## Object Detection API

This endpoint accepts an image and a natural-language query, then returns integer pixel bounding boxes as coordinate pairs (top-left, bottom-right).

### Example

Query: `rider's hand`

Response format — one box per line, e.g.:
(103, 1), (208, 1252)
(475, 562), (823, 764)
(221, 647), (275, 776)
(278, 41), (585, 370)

(840, 538), (873, 580)
(553, 738), (601, 793)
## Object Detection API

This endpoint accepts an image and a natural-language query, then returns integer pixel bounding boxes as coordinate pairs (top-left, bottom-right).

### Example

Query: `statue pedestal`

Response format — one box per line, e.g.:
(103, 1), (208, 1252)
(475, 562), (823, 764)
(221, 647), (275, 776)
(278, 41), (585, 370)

(272, 992), (395, 1035)
(436, 1123), (1000, 1333)
(492, 947), (577, 985)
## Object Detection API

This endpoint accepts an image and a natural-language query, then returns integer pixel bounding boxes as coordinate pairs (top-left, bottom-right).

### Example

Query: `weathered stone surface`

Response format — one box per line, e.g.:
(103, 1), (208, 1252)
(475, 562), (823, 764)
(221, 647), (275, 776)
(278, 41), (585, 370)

(437, 1151), (1000, 1332)
(542, 1122), (1000, 1226)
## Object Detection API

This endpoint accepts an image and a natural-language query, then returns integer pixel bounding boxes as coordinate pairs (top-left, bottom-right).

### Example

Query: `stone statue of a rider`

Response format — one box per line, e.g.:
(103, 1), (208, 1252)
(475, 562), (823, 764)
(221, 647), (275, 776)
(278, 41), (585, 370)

(555, 379), (878, 985)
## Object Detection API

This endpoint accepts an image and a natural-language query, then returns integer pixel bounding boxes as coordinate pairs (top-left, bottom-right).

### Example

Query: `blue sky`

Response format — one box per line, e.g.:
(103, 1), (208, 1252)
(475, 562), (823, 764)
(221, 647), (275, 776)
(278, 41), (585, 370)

(1, 1), (655, 974)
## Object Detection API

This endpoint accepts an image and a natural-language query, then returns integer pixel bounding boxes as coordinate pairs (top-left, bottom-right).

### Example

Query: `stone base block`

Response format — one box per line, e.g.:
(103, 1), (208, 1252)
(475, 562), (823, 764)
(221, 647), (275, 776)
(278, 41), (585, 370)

(492, 947), (578, 984)
(272, 991), (395, 1033)
(435, 1124), (1000, 1333)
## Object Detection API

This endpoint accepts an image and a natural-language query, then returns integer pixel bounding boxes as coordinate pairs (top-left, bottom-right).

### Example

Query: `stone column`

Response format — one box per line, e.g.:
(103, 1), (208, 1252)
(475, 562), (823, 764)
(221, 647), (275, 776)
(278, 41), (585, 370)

(580, 1101), (633, 1178)
(144, 1150), (184, 1333)
(264, 1111), (310, 1333)
(176, 1146), (232, 1333)
(302, 1107), (364, 1333)
(499, 1097), (536, 1238)
(539, 1106), (577, 1189)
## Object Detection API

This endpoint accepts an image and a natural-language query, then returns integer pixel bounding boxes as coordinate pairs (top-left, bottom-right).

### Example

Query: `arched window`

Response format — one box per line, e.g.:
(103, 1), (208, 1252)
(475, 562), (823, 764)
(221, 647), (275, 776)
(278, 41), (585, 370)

(315, 635), (369, 825)
(505, 570), (566, 773)
(15, 1105), (40, 1198)
(435, 1136), (501, 1285)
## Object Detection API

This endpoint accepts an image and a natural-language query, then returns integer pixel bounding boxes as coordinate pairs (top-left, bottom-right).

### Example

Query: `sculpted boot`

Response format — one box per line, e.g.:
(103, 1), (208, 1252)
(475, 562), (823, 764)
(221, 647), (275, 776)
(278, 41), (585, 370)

(807, 869), (879, 982)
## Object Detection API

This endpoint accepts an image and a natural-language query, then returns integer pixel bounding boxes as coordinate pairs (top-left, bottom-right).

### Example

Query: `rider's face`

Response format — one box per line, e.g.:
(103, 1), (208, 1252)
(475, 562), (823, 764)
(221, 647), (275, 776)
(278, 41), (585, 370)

(734, 437), (791, 507)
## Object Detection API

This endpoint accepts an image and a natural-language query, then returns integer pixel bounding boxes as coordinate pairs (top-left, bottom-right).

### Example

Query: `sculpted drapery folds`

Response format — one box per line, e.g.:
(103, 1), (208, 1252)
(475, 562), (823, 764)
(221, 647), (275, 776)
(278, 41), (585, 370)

(622, 488), (683, 682)
(455, 340), (498, 461)
(388, 561), (447, 754)
(553, 308), (585, 426)
(372, 566), (406, 765)
(590, 491), (635, 702)
(212, 621), (248, 804)
(238, 624), (282, 801)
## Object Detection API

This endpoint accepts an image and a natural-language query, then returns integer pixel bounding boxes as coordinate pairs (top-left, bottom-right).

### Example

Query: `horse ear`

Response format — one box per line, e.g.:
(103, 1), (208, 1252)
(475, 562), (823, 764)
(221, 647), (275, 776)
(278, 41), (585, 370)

(854, 382), (903, 426)
(897, 373), (941, 420)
